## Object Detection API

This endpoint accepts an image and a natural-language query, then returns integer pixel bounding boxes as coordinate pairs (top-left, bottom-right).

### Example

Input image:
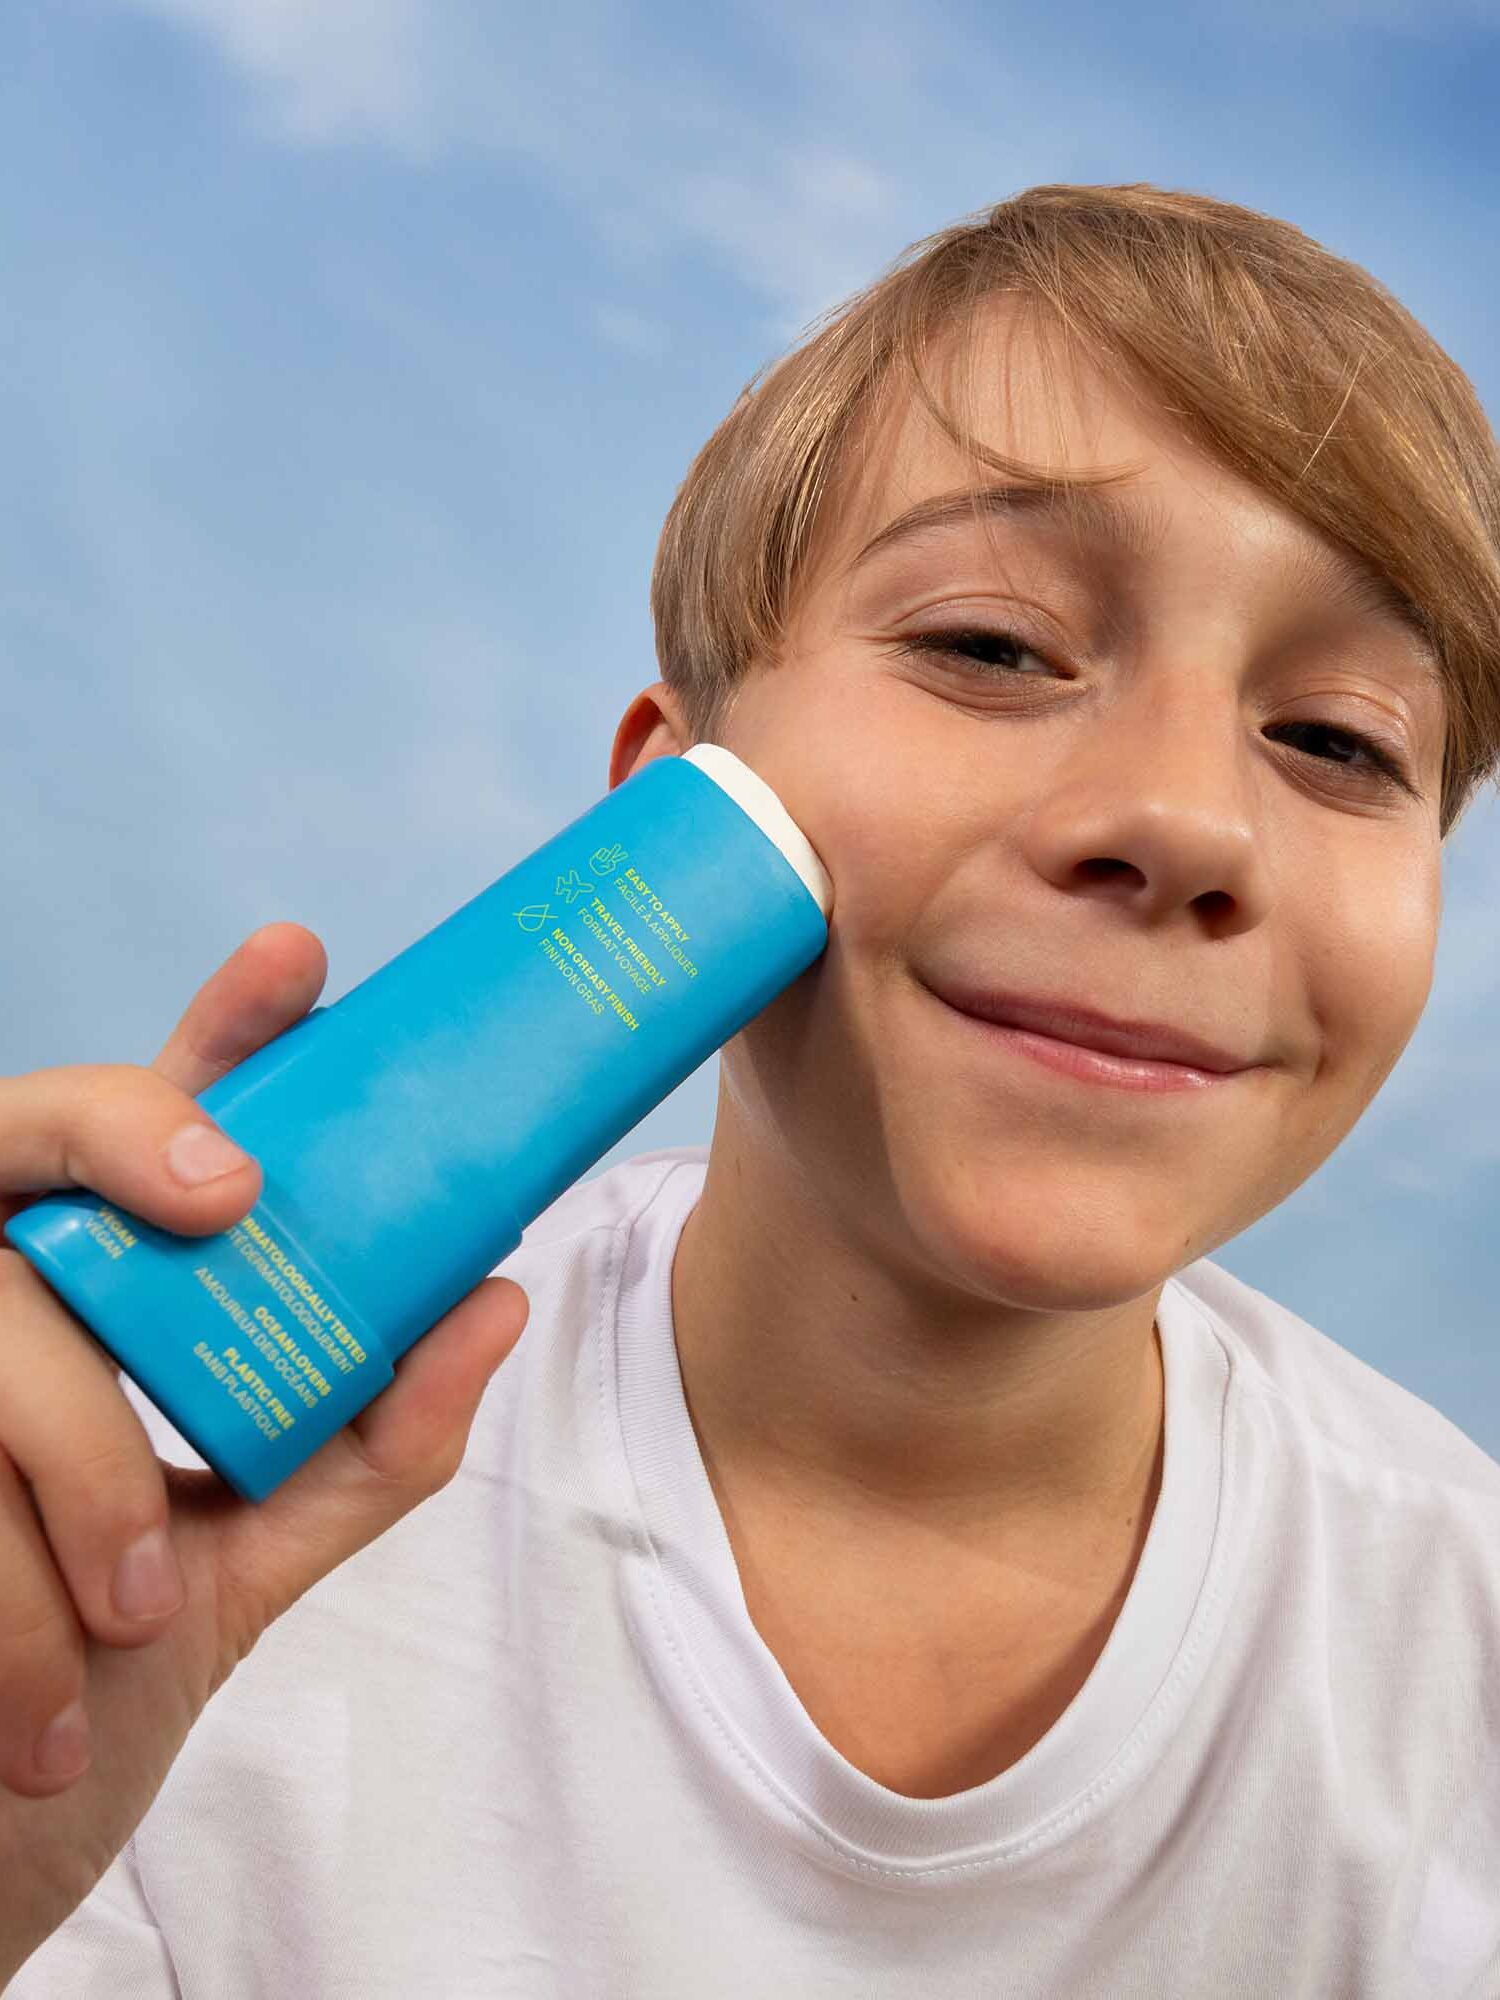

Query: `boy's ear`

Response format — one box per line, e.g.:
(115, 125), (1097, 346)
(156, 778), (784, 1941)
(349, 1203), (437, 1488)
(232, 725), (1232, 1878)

(607, 682), (694, 791)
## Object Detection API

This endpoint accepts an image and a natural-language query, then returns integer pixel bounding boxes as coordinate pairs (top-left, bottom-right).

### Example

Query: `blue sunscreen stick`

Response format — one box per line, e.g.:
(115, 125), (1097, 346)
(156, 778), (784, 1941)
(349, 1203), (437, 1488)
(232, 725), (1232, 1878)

(5, 747), (832, 1501)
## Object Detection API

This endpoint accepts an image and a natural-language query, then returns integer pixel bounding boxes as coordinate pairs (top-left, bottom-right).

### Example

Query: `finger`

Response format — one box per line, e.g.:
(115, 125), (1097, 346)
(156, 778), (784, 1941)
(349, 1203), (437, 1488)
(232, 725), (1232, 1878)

(150, 922), (328, 1098)
(0, 1065), (261, 1238)
(209, 1278), (531, 1642)
(343, 1278), (532, 1491)
(0, 1252), (186, 1664)
(0, 1446), (91, 1798)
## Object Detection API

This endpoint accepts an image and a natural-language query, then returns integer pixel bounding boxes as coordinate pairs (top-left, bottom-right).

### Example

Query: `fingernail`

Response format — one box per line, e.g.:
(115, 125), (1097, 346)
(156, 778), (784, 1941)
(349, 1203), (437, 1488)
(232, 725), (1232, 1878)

(113, 1525), (186, 1621)
(164, 1121), (252, 1187)
(35, 1699), (91, 1780)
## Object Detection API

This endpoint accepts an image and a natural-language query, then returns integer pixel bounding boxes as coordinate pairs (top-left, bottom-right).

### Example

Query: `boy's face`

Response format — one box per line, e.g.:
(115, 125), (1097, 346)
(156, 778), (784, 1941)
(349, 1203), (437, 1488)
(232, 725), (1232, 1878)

(654, 308), (1446, 1312)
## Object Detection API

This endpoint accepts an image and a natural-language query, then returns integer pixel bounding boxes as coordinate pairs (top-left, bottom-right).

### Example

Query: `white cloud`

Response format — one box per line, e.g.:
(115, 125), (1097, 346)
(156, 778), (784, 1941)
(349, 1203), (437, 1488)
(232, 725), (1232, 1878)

(673, 149), (906, 336)
(116, 0), (922, 330)
(132, 0), (438, 150)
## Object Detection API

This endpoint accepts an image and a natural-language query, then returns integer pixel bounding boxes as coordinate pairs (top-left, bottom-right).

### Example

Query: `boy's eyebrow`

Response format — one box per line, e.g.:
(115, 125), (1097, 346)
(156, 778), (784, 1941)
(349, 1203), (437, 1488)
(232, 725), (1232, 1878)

(847, 481), (1442, 684)
(849, 482), (1173, 569)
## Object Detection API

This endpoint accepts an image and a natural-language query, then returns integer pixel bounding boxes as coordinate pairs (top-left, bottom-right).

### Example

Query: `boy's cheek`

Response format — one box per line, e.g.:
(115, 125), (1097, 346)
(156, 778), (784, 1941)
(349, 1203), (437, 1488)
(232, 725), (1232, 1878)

(805, 800), (928, 945)
(723, 658), (965, 936)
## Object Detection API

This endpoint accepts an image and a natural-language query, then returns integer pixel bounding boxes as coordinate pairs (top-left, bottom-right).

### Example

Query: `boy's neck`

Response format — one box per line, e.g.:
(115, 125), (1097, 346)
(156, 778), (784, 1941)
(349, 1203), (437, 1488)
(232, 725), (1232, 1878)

(668, 1129), (1166, 1547)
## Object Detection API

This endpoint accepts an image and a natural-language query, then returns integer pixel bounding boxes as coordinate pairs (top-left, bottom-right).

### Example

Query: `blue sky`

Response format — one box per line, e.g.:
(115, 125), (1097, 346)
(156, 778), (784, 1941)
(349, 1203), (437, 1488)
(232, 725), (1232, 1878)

(3, 1), (1498, 1453)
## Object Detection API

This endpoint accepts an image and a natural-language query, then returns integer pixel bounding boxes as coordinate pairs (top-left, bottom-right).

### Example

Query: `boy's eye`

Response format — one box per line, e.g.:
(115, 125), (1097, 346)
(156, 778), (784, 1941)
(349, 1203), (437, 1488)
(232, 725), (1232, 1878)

(1264, 720), (1417, 795)
(897, 627), (1054, 675)
(893, 627), (1422, 801)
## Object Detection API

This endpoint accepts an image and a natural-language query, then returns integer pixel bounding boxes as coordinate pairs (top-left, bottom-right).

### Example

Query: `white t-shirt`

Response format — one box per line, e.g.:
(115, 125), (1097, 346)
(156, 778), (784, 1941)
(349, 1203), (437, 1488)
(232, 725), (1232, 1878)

(12, 1145), (1500, 1998)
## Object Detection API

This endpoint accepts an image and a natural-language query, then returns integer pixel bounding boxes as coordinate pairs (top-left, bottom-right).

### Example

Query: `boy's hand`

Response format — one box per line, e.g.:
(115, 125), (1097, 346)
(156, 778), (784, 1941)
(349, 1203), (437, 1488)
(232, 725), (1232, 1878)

(0, 924), (530, 1981)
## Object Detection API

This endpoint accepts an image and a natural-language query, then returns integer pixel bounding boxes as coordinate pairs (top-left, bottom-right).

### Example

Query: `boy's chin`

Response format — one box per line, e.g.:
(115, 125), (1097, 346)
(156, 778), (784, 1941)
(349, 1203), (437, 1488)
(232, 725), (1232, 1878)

(899, 1168), (1188, 1315)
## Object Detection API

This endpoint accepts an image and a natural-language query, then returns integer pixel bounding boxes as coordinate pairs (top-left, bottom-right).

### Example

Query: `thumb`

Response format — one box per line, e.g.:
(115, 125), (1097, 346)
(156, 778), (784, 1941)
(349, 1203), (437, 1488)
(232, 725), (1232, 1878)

(212, 1276), (530, 1629)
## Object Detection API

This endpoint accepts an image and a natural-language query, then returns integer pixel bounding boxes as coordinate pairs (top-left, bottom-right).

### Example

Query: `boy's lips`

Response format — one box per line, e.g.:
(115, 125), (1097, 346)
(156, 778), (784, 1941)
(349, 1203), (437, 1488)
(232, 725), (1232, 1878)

(920, 977), (1260, 1076)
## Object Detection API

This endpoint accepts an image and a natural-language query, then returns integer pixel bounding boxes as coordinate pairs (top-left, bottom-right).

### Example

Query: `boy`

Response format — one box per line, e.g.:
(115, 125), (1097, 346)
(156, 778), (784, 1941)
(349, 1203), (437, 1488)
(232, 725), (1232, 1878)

(3, 182), (1499, 1995)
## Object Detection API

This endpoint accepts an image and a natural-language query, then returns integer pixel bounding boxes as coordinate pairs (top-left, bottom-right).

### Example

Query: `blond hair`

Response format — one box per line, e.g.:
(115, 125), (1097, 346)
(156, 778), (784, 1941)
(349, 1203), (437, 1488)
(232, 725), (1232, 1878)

(651, 183), (1500, 837)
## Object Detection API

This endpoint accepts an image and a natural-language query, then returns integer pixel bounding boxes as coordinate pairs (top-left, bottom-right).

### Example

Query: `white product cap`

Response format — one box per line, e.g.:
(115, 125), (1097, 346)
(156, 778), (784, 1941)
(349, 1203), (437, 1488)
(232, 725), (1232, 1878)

(680, 745), (832, 921)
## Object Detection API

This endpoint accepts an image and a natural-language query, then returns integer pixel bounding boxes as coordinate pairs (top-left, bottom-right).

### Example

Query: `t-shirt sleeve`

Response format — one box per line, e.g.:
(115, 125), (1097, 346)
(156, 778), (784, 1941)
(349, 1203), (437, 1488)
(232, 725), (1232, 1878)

(6, 1845), (176, 1998)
